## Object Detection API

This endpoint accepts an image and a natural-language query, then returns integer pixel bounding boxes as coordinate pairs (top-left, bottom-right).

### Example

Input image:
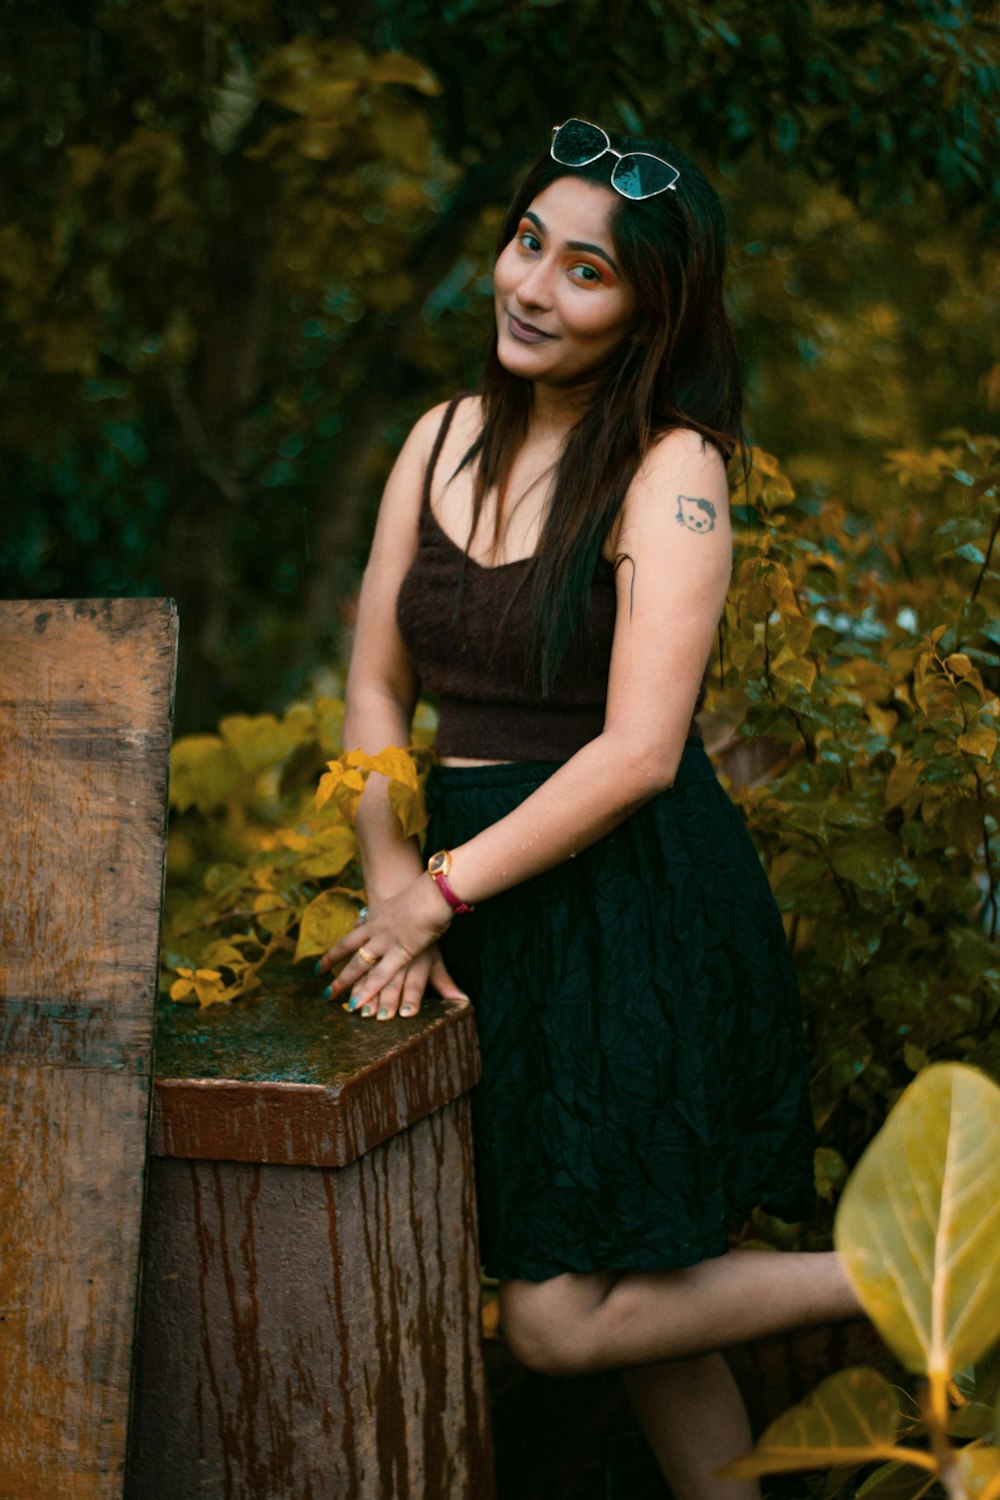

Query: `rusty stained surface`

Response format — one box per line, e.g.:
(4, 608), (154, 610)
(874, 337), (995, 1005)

(128, 1096), (495, 1500)
(0, 598), (178, 1499)
(151, 974), (480, 1167)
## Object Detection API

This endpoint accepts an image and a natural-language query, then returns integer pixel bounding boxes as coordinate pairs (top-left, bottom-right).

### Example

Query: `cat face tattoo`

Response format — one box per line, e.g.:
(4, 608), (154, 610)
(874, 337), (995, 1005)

(675, 494), (716, 533)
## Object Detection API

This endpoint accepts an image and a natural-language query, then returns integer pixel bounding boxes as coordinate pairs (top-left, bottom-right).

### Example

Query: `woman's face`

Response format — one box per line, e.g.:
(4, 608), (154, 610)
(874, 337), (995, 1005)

(493, 176), (639, 387)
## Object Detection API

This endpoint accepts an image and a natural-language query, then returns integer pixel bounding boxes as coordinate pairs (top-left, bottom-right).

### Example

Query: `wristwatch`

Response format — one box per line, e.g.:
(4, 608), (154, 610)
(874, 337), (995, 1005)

(426, 849), (475, 915)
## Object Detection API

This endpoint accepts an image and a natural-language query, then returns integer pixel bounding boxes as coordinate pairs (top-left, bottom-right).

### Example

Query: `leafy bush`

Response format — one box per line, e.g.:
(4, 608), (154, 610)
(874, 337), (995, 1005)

(161, 698), (436, 1006)
(719, 432), (999, 1191)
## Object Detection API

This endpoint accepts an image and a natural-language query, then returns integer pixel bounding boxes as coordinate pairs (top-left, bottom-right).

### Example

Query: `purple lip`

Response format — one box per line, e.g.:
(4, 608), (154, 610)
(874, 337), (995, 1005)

(508, 312), (552, 338)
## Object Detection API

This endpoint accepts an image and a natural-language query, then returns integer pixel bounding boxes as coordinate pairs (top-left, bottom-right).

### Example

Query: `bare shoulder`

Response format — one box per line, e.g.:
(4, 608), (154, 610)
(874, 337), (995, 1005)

(616, 426), (731, 553)
(408, 392), (483, 466)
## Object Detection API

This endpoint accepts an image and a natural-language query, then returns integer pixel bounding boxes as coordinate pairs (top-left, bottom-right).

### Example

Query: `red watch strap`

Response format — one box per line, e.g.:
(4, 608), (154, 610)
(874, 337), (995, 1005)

(429, 868), (475, 915)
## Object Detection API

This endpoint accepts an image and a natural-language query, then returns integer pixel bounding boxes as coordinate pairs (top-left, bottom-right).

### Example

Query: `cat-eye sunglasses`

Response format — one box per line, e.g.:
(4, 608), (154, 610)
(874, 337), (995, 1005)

(551, 118), (681, 200)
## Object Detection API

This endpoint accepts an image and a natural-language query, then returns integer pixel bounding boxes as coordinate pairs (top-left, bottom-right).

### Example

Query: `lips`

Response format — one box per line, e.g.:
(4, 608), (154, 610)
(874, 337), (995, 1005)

(507, 311), (553, 339)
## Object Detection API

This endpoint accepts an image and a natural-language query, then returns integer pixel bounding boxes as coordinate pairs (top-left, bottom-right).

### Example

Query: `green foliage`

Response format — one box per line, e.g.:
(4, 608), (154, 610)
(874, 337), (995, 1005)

(717, 431), (1000, 1178)
(2, 4), (997, 732)
(160, 692), (438, 1006)
(719, 1063), (1000, 1500)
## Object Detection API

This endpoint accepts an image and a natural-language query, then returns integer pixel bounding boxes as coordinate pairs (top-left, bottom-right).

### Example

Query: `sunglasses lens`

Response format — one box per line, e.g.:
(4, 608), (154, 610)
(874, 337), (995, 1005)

(611, 152), (680, 198)
(552, 118), (609, 166)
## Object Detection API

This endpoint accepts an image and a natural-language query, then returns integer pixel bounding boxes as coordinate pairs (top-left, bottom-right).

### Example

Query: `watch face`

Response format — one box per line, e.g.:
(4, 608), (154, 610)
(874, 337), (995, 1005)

(428, 850), (449, 876)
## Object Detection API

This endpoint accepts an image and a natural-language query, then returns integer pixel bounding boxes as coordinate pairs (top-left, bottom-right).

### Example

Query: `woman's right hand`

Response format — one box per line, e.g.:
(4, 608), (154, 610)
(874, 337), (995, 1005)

(346, 940), (468, 1022)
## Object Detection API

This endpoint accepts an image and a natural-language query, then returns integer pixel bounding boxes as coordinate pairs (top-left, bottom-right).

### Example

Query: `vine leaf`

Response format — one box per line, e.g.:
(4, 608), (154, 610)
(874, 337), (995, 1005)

(716, 1368), (903, 1478)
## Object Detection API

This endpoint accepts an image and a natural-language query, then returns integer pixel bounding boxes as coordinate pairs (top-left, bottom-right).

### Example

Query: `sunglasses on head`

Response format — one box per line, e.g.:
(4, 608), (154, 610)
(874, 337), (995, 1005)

(550, 117), (680, 200)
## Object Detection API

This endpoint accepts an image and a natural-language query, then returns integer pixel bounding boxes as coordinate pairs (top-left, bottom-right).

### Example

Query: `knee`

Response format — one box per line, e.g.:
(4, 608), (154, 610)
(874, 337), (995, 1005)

(498, 1285), (600, 1378)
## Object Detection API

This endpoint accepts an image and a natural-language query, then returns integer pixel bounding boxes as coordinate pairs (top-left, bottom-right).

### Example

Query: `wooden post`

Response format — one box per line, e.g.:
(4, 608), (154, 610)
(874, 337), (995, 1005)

(0, 598), (178, 1499)
(128, 967), (496, 1500)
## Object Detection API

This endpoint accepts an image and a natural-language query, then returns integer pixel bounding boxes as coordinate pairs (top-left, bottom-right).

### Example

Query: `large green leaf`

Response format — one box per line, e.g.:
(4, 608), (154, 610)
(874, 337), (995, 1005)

(835, 1063), (1000, 1378)
(716, 1368), (906, 1479)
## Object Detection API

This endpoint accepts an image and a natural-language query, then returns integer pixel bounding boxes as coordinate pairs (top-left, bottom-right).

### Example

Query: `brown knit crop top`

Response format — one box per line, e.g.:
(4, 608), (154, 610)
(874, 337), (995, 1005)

(395, 393), (706, 761)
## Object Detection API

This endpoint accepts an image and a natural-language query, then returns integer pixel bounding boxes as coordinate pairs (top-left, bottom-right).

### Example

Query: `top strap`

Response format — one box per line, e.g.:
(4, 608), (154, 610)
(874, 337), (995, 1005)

(421, 391), (473, 516)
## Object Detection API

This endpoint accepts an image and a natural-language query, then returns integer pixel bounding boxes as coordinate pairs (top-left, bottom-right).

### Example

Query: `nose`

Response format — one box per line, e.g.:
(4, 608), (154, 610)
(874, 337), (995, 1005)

(514, 254), (554, 311)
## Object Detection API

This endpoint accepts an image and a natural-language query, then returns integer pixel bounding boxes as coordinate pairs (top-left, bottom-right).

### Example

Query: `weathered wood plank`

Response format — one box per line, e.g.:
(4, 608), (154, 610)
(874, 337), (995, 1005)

(0, 597), (178, 1499)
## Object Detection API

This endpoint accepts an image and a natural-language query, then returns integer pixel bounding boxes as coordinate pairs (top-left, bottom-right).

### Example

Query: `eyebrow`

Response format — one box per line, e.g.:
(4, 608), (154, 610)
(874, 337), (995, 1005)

(523, 210), (620, 276)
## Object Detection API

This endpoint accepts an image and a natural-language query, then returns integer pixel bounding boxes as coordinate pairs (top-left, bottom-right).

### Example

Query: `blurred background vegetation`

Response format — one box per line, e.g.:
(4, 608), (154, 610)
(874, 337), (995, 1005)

(2, 0), (997, 734)
(6, 8), (997, 1495)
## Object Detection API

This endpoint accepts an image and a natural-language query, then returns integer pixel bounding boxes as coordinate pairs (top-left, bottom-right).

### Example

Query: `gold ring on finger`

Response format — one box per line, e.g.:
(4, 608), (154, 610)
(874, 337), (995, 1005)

(358, 946), (379, 967)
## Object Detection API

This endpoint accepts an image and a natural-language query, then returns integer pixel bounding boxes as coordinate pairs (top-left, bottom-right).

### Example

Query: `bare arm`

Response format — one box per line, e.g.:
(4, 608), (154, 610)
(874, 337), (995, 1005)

(320, 400), (472, 1020)
(342, 401), (450, 898)
(324, 428), (733, 1012)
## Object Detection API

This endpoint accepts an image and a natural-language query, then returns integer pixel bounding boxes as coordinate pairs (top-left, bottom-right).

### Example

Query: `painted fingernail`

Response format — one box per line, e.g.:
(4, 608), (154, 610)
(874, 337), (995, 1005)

(400, 1006), (415, 1018)
(377, 1007), (390, 1020)
(362, 1006), (375, 1018)
(314, 959), (324, 975)
(321, 985), (333, 1002)
(348, 994), (361, 1012)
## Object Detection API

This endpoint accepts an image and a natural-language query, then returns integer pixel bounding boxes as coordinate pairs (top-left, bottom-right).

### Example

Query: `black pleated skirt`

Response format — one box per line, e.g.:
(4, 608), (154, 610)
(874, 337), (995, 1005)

(424, 738), (818, 1284)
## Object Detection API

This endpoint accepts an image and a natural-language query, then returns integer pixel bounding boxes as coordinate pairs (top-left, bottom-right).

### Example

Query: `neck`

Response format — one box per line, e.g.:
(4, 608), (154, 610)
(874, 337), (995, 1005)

(526, 378), (595, 442)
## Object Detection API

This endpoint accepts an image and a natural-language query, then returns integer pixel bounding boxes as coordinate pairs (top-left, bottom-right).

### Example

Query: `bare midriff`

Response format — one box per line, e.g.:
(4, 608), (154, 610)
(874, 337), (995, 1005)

(437, 755), (516, 767)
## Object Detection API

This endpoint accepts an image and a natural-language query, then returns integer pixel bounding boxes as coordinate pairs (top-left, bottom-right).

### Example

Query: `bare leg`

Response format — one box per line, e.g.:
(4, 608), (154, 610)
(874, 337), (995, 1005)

(499, 1247), (863, 1376)
(622, 1354), (761, 1500)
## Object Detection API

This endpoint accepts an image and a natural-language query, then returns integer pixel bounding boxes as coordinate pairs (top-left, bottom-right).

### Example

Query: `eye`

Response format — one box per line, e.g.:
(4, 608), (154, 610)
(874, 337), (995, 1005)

(518, 230), (541, 252)
(571, 263), (603, 284)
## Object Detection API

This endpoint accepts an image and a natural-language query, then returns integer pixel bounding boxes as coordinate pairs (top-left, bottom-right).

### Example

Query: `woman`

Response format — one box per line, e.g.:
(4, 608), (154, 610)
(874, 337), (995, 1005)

(318, 119), (862, 1497)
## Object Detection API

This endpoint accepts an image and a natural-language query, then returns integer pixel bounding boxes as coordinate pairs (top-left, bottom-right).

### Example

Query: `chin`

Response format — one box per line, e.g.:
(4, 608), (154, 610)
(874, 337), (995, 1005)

(495, 336), (550, 375)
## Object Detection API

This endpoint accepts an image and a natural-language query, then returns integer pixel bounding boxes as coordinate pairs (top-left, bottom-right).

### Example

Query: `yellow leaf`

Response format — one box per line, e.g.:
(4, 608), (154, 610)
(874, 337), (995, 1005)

(771, 647), (817, 690)
(945, 653), (974, 678)
(940, 798), (987, 857)
(277, 830), (311, 852)
(294, 824), (356, 879)
(170, 735), (244, 813)
(295, 891), (360, 963)
(814, 1147), (849, 1204)
(218, 712), (311, 775)
(958, 1447), (1000, 1500)
(347, 744), (421, 791)
(253, 892), (287, 914)
(368, 50), (442, 95)
(835, 1062), (1000, 1379)
(884, 760), (922, 811)
(388, 777), (428, 839)
(957, 726), (997, 762)
(866, 704), (898, 737)
(716, 1368), (904, 1479)
(903, 1042), (929, 1073)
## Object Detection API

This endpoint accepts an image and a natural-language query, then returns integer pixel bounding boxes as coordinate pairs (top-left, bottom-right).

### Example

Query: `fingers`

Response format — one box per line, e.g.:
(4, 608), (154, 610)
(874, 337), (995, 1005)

(398, 963), (428, 1019)
(323, 942), (466, 1023)
(336, 947), (404, 1012)
(343, 954), (432, 1022)
(355, 969), (405, 1022)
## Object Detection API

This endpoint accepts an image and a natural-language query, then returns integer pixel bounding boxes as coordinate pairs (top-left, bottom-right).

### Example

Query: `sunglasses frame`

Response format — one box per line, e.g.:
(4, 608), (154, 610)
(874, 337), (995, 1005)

(550, 117), (680, 199)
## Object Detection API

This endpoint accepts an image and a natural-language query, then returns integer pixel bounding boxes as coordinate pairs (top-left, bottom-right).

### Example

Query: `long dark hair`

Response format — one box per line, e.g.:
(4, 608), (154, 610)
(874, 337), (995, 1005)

(451, 124), (748, 695)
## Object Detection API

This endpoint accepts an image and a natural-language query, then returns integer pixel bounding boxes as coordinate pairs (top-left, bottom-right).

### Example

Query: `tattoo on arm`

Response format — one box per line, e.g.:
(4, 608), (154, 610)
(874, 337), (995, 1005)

(675, 494), (716, 533)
